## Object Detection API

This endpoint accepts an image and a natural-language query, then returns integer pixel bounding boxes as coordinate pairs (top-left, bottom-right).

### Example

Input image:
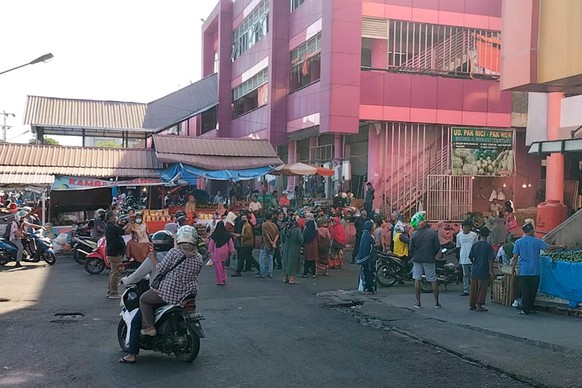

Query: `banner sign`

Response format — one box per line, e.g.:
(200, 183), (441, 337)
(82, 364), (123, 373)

(451, 127), (514, 176)
(52, 176), (162, 191)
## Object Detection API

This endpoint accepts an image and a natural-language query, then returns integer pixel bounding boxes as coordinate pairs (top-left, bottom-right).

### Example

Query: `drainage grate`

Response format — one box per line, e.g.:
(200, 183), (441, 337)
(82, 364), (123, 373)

(51, 312), (85, 324)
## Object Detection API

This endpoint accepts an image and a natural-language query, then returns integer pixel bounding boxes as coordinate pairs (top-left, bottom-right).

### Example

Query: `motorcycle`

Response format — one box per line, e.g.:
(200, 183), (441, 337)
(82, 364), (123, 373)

(0, 230), (56, 266)
(117, 281), (205, 363)
(71, 235), (97, 265)
(84, 237), (139, 275)
(420, 247), (462, 293)
(376, 250), (414, 287)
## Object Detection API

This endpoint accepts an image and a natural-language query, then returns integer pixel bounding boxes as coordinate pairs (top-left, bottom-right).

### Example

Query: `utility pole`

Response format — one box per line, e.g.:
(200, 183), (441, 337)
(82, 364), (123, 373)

(1, 111), (15, 142)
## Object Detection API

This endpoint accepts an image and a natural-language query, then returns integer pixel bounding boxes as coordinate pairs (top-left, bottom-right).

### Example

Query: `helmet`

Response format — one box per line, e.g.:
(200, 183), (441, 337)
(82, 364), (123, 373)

(175, 210), (186, 219)
(16, 210), (28, 219)
(151, 230), (175, 252)
(177, 216), (187, 226)
(394, 221), (405, 233)
(176, 225), (198, 246)
(410, 211), (427, 229)
(21, 206), (32, 213)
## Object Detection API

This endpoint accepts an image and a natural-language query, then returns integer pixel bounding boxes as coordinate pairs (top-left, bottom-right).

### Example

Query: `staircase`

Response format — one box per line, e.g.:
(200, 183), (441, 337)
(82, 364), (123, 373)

(383, 139), (450, 220)
(396, 30), (471, 75)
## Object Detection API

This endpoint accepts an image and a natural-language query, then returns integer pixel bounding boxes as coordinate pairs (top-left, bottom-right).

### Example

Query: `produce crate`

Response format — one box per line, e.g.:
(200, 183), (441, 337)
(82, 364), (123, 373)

(491, 275), (513, 306)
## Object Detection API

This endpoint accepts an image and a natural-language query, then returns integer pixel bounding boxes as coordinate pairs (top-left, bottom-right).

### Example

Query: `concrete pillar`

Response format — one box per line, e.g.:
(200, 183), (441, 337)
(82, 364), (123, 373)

(545, 92), (564, 203)
(334, 134), (343, 192)
(287, 140), (297, 192)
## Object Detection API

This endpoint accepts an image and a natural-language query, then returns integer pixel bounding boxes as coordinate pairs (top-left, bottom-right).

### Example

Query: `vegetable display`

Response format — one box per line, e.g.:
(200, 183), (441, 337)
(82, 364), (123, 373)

(544, 250), (582, 263)
(452, 149), (513, 176)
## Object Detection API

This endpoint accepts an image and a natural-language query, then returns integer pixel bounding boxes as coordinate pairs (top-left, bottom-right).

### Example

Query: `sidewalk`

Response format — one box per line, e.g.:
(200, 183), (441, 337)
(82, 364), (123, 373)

(318, 275), (582, 387)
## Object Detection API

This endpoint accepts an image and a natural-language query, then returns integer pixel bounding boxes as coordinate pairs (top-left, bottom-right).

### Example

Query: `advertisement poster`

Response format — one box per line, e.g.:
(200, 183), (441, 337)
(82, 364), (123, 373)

(451, 127), (514, 176)
(52, 176), (161, 190)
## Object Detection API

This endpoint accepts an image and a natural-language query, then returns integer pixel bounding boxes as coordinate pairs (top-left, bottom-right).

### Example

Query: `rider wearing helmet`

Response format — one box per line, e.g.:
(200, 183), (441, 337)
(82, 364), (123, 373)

(119, 230), (175, 364)
(409, 211), (441, 309)
(138, 226), (204, 339)
(91, 209), (106, 240)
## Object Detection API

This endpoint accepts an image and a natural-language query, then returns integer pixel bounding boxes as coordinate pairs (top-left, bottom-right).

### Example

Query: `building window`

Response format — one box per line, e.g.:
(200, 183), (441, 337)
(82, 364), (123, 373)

(361, 17), (501, 79)
(231, 0), (269, 61)
(213, 51), (219, 73)
(201, 106), (217, 134)
(232, 68), (269, 118)
(291, 0), (305, 12)
(290, 33), (321, 92)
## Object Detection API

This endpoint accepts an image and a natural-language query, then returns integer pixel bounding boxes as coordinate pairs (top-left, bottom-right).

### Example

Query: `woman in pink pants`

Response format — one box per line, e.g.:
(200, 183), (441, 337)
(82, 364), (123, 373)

(208, 221), (235, 285)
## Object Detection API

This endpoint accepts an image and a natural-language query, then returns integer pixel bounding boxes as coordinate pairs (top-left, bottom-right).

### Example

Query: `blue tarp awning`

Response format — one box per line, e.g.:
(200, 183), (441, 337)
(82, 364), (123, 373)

(161, 163), (275, 184)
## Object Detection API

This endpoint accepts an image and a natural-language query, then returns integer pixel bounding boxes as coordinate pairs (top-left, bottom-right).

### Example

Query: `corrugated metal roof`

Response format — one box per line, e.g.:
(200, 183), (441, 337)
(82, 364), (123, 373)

(143, 73), (218, 131)
(153, 135), (282, 170)
(23, 96), (147, 130)
(0, 172), (55, 185)
(0, 143), (163, 178)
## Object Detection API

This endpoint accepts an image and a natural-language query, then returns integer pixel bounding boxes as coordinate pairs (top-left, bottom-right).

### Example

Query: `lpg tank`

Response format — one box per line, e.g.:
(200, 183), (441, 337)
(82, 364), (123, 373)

(535, 200), (568, 238)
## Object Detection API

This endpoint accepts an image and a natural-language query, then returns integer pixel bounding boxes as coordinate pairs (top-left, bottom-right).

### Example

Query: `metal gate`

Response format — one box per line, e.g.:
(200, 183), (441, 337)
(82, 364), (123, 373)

(426, 175), (473, 221)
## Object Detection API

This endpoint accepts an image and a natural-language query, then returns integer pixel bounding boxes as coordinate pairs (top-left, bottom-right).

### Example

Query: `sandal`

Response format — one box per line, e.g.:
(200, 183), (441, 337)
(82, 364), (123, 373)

(288, 281), (300, 285)
(119, 356), (136, 364)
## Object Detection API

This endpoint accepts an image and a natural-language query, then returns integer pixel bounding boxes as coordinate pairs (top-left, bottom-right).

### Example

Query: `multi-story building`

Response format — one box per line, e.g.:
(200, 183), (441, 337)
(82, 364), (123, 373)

(197, 0), (522, 220)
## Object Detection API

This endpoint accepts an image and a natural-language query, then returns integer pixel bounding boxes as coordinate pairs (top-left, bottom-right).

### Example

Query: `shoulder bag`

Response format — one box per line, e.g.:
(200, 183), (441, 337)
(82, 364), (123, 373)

(151, 254), (187, 289)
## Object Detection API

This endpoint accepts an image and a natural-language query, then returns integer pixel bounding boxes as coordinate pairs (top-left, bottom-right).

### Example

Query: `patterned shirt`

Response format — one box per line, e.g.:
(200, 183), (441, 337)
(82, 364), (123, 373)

(154, 247), (203, 304)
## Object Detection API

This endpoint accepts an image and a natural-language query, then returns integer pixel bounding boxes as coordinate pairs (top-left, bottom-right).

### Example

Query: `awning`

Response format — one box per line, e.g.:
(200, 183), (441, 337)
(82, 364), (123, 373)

(528, 139), (582, 155)
(153, 135), (283, 170)
(272, 162), (334, 176)
(161, 164), (274, 183)
(0, 172), (54, 186)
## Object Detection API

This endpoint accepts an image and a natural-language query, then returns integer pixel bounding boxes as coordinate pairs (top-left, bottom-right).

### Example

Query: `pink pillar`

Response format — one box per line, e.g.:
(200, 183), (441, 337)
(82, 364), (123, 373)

(334, 135), (342, 192)
(545, 92), (564, 203)
(367, 125), (382, 212)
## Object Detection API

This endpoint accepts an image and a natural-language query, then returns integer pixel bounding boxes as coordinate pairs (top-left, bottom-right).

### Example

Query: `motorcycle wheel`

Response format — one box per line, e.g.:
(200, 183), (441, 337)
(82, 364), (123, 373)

(420, 277), (435, 293)
(376, 264), (398, 287)
(72, 248), (86, 265)
(117, 320), (130, 352)
(43, 252), (57, 265)
(174, 320), (201, 363)
(84, 258), (106, 274)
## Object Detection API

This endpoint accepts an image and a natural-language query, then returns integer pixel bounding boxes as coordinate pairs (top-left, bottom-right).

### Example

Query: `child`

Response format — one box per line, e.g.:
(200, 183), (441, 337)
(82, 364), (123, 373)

(456, 220), (478, 296)
(468, 228), (496, 312)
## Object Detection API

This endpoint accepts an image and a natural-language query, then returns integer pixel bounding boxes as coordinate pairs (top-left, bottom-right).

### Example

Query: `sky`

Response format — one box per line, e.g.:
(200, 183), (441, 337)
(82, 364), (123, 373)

(0, 0), (219, 145)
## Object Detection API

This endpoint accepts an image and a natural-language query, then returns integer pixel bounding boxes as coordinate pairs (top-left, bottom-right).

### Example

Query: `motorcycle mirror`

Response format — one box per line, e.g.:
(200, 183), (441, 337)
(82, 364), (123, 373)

(441, 248), (448, 254)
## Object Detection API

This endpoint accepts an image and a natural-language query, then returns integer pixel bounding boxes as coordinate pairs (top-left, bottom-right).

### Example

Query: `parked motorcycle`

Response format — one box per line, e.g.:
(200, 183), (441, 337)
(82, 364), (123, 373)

(84, 237), (139, 275)
(376, 250), (413, 287)
(0, 230), (56, 266)
(420, 247), (462, 293)
(117, 282), (205, 363)
(71, 235), (97, 265)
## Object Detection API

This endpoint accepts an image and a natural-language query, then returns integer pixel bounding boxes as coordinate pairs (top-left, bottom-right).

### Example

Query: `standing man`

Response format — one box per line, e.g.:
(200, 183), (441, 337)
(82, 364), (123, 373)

(259, 213), (279, 278)
(409, 211), (441, 309)
(104, 211), (131, 299)
(512, 222), (565, 315)
(269, 190), (281, 213)
(456, 220), (478, 296)
(364, 182), (375, 215)
(249, 195), (263, 217)
(468, 228), (496, 312)
(233, 213), (255, 277)
(351, 210), (368, 264)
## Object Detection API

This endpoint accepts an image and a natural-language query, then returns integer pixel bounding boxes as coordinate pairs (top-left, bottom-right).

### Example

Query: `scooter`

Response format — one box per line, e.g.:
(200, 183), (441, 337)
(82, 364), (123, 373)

(71, 235), (97, 265)
(84, 237), (139, 274)
(0, 230), (56, 266)
(376, 250), (413, 287)
(420, 247), (462, 293)
(117, 282), (205, 363)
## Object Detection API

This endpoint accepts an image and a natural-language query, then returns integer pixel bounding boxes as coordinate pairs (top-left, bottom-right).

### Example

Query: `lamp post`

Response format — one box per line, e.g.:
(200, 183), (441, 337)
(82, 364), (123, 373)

(0, 53), (54, 76)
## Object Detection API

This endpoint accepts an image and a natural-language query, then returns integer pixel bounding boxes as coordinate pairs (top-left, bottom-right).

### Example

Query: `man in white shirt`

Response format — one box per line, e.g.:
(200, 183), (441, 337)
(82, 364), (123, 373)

(456, 220), (478, 296)
(248, 195), (262, 216)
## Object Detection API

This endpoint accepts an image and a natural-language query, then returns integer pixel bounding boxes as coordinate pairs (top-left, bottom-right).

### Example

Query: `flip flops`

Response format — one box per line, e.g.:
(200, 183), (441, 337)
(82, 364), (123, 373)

(119, 357), (136, 364)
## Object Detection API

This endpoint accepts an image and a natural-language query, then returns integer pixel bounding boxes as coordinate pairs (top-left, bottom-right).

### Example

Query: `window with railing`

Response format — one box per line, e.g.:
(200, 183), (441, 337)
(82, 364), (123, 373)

(361, 17), (501, 79)
(291, 0), (305, 12)
(231, 0), (269, 61)
(290, 33), (321, 92)
(232, 68), (269, 118)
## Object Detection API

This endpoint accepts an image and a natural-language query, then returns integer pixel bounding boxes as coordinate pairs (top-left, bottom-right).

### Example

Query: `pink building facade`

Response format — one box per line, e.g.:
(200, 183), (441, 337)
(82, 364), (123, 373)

(199, 0), (515, 220)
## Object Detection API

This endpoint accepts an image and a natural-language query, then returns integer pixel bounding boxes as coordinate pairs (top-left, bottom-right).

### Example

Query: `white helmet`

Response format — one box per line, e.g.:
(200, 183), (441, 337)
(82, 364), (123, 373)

(176, 225), (198, 246)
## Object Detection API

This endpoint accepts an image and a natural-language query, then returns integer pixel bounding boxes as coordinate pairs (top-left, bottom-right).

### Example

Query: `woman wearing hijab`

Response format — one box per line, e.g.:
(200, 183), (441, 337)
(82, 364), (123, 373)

(488, 213), (507, 252)
(208, 221), (235, 285)
(328, 216), (346, 269)
(302, 219), (318, 278)
(224, 211), (238, 268)
(281, 216), (303, 284)
(316, 218), (331, 276)
(356, 220), (376, 294)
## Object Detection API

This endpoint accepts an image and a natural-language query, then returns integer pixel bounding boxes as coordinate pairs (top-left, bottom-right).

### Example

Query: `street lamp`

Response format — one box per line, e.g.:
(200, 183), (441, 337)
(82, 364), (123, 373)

(0, 53), (54, 76)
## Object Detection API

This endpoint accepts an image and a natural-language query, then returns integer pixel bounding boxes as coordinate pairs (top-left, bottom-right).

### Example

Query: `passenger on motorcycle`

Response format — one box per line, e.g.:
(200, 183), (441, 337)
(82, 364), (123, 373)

(139, 226), (204, 337)
(91, 209), (106, 240)
(392, 221), (410, 259)
(118, 230), (174, 364)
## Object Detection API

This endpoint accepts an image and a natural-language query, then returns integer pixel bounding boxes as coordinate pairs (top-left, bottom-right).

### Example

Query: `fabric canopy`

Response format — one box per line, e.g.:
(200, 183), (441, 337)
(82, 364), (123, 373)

(161, 163), (275, 183)
(272, 162), (334, 176)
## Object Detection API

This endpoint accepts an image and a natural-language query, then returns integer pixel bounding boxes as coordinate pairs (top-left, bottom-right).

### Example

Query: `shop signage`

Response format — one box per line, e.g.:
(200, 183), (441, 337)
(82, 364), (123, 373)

(52, 176), (162, 190)
(451, 127), (514, 176)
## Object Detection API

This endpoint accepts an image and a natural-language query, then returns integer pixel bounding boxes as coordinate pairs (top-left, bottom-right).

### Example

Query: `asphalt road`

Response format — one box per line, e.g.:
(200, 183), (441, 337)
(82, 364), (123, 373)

(0, 256), (528, 388)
